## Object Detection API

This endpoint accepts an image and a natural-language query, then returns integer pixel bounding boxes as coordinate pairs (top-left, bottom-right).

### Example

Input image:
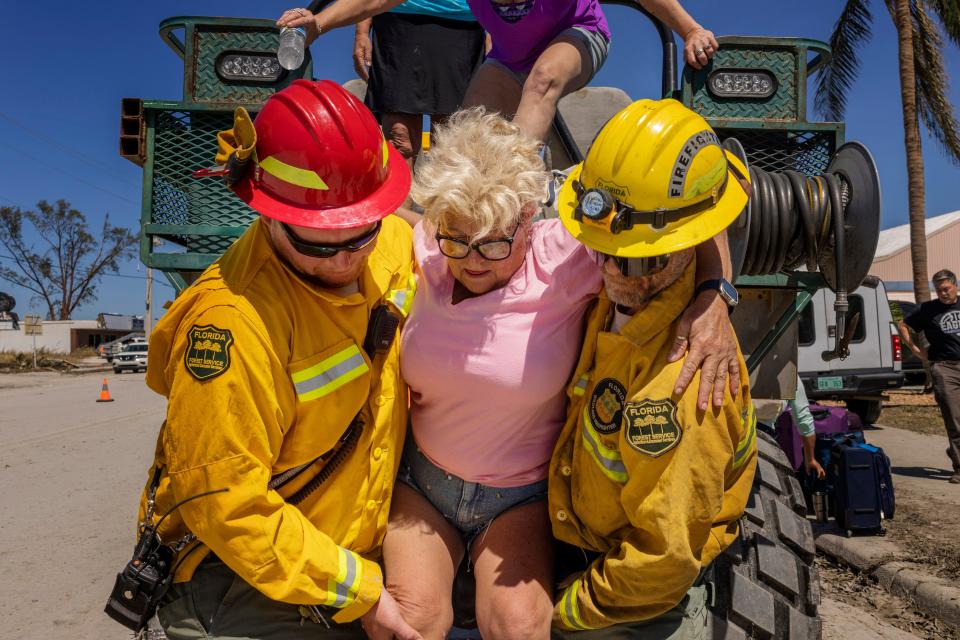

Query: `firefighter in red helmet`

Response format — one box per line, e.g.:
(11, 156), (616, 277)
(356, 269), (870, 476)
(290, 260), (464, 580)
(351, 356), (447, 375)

(136, 80), (421, 639)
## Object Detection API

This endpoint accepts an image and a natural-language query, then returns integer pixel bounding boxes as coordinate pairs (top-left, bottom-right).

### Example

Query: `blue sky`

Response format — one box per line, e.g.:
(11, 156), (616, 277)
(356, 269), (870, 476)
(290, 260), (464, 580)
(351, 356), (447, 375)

(1, 1), (958, 320)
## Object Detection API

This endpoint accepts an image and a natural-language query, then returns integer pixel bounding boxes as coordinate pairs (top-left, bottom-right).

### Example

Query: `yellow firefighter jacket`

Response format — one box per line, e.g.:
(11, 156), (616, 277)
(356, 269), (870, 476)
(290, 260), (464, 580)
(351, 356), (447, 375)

(549, 262), (757, 630)
(139, 216), (415, 623)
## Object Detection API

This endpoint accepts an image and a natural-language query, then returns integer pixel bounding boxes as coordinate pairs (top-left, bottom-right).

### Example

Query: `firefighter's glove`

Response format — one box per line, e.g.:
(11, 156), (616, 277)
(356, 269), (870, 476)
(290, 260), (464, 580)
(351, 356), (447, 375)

(215, 107), (257, 186)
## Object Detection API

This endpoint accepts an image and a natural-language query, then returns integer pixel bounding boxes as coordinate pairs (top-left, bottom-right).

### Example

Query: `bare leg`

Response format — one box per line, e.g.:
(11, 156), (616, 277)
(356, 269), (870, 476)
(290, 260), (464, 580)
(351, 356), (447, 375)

(513, 36), (593, 143)
(471, 500), (554, 640)
(382, 113), (424, 226)
(382, 483), (465, 639)
(462, 62), (524, 120)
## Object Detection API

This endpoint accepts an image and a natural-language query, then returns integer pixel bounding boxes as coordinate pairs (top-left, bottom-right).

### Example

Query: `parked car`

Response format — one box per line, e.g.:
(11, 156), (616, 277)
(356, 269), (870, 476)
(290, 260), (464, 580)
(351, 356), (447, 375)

(798, 277), (904, 424)
(113, 342), (148, 374)
(106, 335), (146, 363)
(888, 299), (927, 384)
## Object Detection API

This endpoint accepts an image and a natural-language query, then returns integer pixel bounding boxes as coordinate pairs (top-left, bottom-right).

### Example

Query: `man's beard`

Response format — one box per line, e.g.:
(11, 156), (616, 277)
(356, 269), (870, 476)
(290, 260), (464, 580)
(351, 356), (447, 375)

(602, 251), (693, 308)
(275, 247), (362, 290)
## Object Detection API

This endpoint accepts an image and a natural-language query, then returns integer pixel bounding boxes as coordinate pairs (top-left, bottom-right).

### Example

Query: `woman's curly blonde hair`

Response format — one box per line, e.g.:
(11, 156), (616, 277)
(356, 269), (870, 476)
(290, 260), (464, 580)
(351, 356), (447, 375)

(411, 108), (550, 241)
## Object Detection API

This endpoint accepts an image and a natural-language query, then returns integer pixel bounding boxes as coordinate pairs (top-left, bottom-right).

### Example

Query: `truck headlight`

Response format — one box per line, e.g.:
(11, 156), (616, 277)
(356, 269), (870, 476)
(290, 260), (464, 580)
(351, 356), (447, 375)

(216, 53), (283, 82)
(707, 69), (777, 99)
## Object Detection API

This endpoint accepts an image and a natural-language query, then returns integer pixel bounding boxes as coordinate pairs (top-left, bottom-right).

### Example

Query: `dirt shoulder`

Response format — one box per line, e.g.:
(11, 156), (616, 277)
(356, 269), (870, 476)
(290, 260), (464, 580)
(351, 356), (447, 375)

(819, 555), (959, 640)
(877, 389), (944, 437)
(0, 350), (108, 374)
(884, 488), (960, 583)
(853, 421), (960, 588)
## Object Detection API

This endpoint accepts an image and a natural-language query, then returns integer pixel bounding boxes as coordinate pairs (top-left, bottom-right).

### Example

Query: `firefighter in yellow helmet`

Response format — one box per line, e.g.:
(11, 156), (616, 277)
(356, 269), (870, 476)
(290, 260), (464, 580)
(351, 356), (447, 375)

(132, 81), (421, 640)
(549, 98), (757, 636)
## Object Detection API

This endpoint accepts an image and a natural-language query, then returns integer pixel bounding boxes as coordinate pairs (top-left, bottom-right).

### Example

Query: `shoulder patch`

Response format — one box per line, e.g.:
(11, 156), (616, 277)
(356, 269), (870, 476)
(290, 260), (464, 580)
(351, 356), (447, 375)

(588, 378), (627, 434)
(184, 324), (234, 381)
(624, 399), (682, 457)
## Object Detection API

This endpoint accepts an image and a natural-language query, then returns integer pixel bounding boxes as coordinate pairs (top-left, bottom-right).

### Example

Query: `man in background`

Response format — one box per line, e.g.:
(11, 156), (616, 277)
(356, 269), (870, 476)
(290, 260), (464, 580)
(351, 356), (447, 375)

(898, 269), (960, 484)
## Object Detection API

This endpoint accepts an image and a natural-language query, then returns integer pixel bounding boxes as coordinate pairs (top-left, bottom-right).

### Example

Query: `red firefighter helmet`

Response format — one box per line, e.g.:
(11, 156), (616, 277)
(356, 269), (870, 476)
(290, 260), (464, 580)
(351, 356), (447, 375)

(234, 79), (411, 229)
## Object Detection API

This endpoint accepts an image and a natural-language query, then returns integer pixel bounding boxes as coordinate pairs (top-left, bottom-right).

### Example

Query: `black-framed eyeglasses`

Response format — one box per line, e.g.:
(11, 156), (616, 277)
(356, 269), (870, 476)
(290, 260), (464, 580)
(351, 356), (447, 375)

(282, 220), (381, 258)
(435, 221), (522, 261)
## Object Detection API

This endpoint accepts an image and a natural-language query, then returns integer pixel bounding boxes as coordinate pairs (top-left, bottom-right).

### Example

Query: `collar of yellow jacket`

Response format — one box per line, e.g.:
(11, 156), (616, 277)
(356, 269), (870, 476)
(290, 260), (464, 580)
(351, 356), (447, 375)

(236, 217), (393, 307)
(611, 258), (696, 346)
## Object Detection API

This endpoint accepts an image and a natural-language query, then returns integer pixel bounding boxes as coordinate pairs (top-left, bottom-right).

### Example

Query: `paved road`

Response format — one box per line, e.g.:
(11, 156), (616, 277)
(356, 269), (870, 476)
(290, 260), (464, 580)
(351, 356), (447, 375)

(866, 422), (960, 505)
(0, 371), (165, 640)
(0, 372), (933, 639)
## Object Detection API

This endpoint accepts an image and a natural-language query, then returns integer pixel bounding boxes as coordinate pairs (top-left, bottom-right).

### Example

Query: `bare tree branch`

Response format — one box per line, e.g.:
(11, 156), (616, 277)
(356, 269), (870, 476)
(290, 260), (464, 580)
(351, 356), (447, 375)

(0, 201), (137, 319)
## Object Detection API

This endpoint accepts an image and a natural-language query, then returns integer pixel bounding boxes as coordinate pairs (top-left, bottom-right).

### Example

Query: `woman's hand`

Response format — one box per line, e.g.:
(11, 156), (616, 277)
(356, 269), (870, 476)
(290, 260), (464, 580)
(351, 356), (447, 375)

(667, 292), (740, 410)
(682, 26), (719, 70)
(277, 8), (322, 44)
(805, 458), (827, 480)
(353, 30), (372, 80)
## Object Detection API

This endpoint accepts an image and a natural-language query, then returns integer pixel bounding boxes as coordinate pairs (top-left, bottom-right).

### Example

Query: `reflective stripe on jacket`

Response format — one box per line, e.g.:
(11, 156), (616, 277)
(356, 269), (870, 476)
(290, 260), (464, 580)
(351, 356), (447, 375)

(549, 262), (757, 630)
(139, 216), (415, 623)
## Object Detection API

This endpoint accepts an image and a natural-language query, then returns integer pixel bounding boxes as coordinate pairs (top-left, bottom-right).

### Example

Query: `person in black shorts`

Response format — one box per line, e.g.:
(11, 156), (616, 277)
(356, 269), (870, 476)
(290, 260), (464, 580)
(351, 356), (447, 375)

(898, 269), (960, 483)
(351, 1), (485, 224)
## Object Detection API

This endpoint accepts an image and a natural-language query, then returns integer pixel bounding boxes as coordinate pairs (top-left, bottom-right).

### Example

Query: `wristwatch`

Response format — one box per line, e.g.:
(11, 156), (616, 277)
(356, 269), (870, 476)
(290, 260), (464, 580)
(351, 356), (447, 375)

(694, 278), (739, 309)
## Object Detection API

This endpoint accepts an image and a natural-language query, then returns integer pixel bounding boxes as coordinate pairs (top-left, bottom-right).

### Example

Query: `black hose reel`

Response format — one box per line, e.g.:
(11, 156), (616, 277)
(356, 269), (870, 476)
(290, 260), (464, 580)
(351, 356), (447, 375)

(724, 138), (881, 362)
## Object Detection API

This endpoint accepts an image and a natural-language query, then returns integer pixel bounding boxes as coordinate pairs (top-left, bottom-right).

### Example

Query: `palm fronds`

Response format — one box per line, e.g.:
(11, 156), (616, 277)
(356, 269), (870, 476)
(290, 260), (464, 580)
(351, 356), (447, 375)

(815, 0), (875, 121)
(912, 0), (960, 164)
(926, 0), (960, 44)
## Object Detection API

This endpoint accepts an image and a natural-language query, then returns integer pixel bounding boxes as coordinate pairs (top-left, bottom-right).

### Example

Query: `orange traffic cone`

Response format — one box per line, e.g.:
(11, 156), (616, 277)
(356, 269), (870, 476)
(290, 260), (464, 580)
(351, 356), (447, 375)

(96, 377), (115, 403)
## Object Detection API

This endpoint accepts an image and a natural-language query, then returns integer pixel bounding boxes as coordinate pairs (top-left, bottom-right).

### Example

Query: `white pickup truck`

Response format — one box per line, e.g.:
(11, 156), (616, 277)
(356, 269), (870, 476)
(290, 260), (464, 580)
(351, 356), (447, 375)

(797, 276), (904, 424)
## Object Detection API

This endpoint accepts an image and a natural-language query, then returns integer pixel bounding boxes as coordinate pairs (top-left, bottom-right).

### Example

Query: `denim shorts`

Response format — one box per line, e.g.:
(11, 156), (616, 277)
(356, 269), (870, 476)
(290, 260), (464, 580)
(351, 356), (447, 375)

(484, 26), (611, 88)
(398, 438), (548, 540)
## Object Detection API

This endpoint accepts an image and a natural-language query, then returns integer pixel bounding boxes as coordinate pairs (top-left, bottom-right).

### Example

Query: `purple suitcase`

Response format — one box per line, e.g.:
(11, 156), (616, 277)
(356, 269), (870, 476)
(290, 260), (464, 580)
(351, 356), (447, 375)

(809, 403), (864, 435)
(775, 403), (863, 471)
(774, 409), (805, 471)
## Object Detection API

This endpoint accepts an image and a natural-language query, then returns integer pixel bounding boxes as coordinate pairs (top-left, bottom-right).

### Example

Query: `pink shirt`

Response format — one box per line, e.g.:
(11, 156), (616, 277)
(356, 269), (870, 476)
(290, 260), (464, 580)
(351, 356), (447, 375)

(400, 219), (603, 487)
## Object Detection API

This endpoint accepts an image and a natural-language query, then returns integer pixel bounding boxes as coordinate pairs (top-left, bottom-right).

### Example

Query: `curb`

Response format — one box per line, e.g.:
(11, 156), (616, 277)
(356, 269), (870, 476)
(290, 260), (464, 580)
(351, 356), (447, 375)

(814, 523), (960, 628)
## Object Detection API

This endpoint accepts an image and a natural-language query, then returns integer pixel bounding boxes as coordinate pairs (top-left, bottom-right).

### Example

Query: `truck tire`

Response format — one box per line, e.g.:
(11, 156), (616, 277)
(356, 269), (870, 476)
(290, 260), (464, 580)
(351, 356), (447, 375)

(845, 399), (882, 425)
(706, 430), (821, 639)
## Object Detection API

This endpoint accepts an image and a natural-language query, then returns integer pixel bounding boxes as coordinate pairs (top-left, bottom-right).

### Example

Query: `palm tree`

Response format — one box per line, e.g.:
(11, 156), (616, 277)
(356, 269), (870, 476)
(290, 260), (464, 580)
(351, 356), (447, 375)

(815, 0), (960, 303)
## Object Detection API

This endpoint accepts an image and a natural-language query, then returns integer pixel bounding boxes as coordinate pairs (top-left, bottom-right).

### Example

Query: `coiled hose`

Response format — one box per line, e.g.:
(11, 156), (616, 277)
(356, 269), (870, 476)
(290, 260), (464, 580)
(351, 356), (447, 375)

(725, 137), (860, 359)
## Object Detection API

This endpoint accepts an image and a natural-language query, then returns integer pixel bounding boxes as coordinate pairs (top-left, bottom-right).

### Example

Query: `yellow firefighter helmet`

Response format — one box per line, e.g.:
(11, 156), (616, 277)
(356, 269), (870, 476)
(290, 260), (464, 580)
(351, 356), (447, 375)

(558, 98), (750, 257)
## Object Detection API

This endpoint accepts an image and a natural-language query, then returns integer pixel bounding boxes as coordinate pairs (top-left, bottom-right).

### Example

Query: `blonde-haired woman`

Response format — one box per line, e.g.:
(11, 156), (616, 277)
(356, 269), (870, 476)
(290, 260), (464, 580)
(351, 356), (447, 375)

(384, 108), (604, 639)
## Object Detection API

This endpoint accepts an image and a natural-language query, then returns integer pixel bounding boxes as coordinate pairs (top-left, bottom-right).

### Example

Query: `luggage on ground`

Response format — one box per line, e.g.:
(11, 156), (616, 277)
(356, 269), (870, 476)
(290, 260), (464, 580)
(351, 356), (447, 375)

(773, 403), (862, 472)
(829, 434), (895, 535)
(809, 403), (863, 435)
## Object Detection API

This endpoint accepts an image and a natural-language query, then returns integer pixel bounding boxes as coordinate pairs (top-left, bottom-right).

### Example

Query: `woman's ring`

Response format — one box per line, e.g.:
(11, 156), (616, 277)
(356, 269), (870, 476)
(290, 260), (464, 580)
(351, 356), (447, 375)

(695, 48), (705, 56)
(705, 45), (713, 51)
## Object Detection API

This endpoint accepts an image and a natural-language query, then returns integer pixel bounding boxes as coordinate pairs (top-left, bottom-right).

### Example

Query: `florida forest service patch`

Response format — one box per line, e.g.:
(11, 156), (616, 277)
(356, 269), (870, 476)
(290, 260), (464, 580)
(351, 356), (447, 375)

(184, 324), (234, 381)
(588, 378), (627, 434)
(624, 399), (682, 457)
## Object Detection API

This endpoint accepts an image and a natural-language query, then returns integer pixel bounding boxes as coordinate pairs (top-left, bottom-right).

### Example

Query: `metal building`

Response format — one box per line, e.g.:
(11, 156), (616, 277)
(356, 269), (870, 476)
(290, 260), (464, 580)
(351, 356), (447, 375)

(871, 210), (960, 301)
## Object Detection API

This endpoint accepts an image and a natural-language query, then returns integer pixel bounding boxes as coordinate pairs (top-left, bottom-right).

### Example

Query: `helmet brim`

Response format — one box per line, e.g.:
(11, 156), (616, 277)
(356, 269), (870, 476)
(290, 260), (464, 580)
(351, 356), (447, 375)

(558, 150), (750, 257)
(233, 143), (413, 230)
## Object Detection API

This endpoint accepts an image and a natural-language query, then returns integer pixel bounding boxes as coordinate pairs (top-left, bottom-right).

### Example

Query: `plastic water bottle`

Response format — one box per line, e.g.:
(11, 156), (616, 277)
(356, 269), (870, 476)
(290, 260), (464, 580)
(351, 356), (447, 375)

(278, 27), (306, 70)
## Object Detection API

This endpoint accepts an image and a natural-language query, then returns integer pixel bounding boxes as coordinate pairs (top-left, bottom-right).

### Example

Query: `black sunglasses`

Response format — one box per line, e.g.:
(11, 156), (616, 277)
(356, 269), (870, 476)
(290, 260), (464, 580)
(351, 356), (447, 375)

(281, 220), (381, 258)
